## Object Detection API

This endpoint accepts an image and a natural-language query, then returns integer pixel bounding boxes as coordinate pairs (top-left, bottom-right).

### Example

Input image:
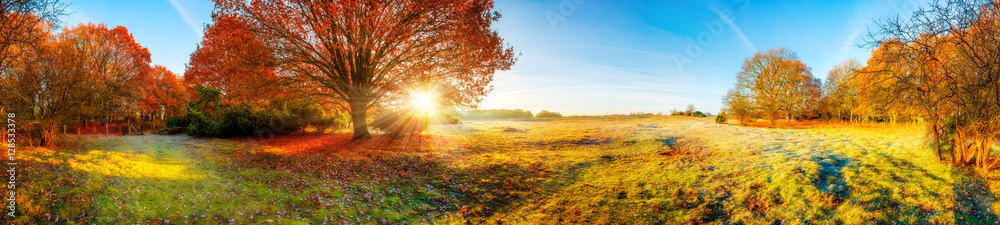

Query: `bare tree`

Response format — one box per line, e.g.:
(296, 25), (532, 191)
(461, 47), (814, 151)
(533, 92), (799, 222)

(823, 59), (861, 122)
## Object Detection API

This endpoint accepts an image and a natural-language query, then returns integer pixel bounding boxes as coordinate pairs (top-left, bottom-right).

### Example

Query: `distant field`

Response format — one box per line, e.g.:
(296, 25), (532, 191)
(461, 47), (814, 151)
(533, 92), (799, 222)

(9, 116), (999, 224)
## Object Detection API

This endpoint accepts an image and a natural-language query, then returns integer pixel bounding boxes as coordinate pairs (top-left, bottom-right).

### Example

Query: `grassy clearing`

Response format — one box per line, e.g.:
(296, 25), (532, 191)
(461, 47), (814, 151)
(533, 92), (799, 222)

(4, 116), (999, 224)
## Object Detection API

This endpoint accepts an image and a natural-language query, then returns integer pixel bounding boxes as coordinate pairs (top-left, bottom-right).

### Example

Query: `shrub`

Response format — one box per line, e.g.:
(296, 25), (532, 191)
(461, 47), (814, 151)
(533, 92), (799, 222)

(166, 116), (190, 128)
(217, 103), (270, 137)
(715, 114), (727, 124)
(309, 112), (346, 134)
(189, 84), (223, 116)
(535, 110), (562, 118)
(459, 109), (533, 118)
(693, 111), (706, 117)
(439, 113), (461, 124)
(186, 108), (220, 137)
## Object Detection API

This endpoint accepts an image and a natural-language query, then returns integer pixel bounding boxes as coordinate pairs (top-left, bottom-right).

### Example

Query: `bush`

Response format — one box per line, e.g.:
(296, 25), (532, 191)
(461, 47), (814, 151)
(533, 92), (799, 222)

(309, 112), (346, 134)
(438, 113), (461, 124)
(166, 116), (190, 128)
(693, 111), (706, 117)
(535, 110), (562, 118)
(715, 114), (727, 124)
(217, 103), (271, 137)
(186, 104), (272, 137)
(186, 108), (220, 137)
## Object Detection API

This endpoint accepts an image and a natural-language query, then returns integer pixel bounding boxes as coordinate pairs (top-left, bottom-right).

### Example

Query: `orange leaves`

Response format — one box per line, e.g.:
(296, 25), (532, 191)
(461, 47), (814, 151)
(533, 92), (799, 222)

(184, 14), (288, 108)
(49, 23), (153, 119)
(726, 47), (820, 125)
(141, 65), (189, 119)
(210, 0), (517, 138)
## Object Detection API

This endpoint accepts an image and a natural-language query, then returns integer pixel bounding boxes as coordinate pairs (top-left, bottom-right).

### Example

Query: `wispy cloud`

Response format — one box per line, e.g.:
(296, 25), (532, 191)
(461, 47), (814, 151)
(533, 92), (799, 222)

(167, 0), (202, 37)
(499, 85), (695, 96)
(522, 45), (684, 60)
(709, 5), (756, 52)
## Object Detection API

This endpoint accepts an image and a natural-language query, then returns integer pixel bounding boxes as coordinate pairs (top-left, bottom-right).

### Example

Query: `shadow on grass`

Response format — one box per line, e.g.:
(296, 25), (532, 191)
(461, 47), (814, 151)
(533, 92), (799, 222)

(813, 155), (851, 204)
(213, 133), (549, 223)
(952, 169), (998, 224)
(844, 152), (949, 223)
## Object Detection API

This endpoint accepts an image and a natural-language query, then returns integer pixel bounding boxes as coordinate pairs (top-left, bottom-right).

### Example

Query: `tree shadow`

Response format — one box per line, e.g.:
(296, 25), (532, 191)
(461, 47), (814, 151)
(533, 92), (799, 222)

(212, 133), (550, 223)
(952, 169), (999, 224)
(840, 152), (949, 223)
(813, 154), (851, 203)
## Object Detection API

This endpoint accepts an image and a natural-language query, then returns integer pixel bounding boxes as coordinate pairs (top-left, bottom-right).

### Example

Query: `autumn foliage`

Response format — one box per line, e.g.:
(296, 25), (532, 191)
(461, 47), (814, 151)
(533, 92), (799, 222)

(723, 47), (821, 125)
(858, 0), (1000, 168)
(184, 14), (288, 107)
(210, 0), (518, 140)
(1, 0), (189, 145)
(0, 20), (189, 145)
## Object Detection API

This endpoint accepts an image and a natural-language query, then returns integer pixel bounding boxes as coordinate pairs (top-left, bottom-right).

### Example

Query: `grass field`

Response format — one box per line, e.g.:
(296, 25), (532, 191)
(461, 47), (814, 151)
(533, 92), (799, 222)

(7, 116), (1000, 224)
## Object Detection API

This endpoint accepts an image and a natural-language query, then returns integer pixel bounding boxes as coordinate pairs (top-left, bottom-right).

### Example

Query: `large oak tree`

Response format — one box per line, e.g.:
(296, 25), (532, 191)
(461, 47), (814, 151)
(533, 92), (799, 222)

(212, 0), (517, 140)
(725, 47), (819, 125)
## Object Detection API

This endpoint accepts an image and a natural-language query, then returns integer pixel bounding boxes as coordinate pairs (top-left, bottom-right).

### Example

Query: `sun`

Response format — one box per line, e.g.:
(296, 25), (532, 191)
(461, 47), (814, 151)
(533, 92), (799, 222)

(411, 93), (436, 112)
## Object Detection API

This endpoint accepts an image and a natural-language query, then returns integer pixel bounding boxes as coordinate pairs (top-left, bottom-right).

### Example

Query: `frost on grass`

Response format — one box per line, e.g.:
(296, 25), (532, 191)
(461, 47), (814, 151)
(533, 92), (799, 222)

(6, 117), (1000, 224)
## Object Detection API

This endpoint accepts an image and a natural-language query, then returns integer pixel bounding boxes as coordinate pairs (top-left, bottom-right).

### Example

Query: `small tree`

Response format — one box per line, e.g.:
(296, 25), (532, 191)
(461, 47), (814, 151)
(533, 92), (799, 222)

(723, 88), (753, 125)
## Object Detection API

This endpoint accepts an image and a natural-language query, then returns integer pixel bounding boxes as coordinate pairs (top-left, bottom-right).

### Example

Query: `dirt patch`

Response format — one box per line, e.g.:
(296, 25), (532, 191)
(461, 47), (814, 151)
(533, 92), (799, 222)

(656, 137), (704, 156)
(502, 127), (528, 133)
(570, 138), (609, 145)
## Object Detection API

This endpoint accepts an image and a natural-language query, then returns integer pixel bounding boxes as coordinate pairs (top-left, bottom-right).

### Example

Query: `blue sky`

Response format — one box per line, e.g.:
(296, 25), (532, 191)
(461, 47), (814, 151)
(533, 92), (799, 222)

(63, 0), (929, 115)
(64, 0), (213, 77)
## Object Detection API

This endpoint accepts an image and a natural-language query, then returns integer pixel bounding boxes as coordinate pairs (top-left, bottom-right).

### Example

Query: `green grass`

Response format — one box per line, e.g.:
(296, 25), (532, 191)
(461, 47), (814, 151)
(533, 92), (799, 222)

(5, 116), (1000, 224)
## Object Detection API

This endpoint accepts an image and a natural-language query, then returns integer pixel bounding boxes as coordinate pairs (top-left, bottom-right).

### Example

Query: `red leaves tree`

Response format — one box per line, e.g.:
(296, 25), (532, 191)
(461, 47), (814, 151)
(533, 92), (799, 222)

(212, 0), (518, 140)
(142, 65), (190, 121)
(184, 14), (288, 107)
(0, 22), (154, 145)
(52, 23), (151, 122)
(0, 0), (66, 71)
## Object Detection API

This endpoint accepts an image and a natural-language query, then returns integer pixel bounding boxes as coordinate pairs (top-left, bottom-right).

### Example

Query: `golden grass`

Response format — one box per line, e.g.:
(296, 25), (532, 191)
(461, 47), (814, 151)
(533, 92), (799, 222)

(6, 116), (999, 224)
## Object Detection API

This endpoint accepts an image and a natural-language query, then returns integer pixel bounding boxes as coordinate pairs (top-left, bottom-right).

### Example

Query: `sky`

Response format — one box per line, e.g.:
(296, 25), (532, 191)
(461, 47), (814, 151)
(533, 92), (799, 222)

(63, 0), (214, 77)
(63, 0), (931, 116)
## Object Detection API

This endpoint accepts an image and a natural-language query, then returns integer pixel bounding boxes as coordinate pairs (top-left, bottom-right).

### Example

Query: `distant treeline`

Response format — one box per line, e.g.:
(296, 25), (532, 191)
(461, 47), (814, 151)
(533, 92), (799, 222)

(455, 109), (563, 118)
(457, 109), (534, 118)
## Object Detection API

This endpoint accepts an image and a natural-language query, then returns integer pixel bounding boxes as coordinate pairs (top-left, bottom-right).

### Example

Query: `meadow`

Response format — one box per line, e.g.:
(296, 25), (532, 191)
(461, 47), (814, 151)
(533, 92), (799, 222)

(11, 116), (999, 224)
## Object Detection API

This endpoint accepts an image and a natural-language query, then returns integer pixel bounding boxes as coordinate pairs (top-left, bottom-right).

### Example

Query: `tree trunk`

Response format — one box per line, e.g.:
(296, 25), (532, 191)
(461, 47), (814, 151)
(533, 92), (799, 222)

(933, 122), (942, 161)
(349, 97), (372, 140)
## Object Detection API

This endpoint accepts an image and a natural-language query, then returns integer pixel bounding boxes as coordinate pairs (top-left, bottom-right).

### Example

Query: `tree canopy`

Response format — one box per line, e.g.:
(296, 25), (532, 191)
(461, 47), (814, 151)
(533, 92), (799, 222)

(211, 0), (518, 140)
